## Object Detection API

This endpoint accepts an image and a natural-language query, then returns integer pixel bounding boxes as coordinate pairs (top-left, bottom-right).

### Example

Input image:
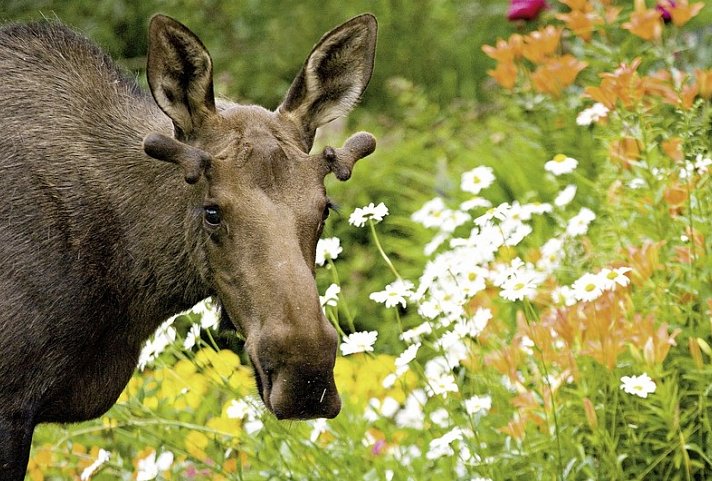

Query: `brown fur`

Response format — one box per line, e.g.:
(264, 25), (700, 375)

(0, 14), (376, 479)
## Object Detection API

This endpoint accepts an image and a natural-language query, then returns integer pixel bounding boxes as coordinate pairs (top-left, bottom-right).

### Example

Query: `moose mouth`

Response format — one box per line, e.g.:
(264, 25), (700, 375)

(216, 301), (341, 419)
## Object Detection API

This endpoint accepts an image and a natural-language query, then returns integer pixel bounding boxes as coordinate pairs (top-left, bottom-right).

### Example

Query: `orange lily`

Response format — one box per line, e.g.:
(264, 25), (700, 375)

(557, 10), (603, 41)
(659, 0), (705, 27)
(531, 54), (588, 97)
(521, 26), (563, 64)
(623, 0), (663, 41)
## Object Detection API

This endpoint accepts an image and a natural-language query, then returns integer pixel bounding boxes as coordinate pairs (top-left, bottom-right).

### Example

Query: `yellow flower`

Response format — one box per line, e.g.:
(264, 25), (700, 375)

(185, 431), (210, 460)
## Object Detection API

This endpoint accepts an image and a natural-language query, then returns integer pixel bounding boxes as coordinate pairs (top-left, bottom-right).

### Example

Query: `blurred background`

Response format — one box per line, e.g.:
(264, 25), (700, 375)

(1, 0), (515, 109)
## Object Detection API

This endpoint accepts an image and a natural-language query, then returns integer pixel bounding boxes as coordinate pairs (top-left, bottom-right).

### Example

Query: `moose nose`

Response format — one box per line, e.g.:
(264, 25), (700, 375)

(269, 364), (341, 419)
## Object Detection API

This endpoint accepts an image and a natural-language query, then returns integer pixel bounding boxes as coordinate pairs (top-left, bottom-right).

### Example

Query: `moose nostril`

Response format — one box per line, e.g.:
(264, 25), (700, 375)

(268, 367), (341, 420)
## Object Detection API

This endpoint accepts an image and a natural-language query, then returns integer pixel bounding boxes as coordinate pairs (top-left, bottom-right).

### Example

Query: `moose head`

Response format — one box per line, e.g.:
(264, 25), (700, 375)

(142, 14), (377, 419)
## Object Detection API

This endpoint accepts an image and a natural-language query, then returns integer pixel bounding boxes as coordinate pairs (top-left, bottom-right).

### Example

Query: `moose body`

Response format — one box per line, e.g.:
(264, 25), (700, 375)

(0, 14), (376, 479)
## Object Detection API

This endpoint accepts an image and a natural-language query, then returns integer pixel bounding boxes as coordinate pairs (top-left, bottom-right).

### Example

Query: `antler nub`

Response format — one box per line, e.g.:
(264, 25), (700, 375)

(323, 132), (376, 181)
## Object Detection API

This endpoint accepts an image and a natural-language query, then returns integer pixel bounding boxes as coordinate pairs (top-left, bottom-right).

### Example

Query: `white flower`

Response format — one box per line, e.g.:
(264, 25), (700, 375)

(551, 286), (577, 307)
(430, 408), (450, 427)
(395, 342), (421, 375)
(369, 279), (415, 308)
(598, 267), (632, 291)
(454, 308), (491, 338)
(571, 272), (605, 302)
(309, 418), (329, 442)
(400, 322), (432, 343)
(412, 197), (447, 228)
(80, 449), (111, 481)
(364, 396), (400, 421)
(193, 299), (220, 330)
(348, 202), (389, 227)
(628, 178), (646, 189)
(499, 269), (542, 302)
(545, 154), (578, 176)
(620, 373), (656, 398)
(475, 202), (510, 226)
(315, 237), (342, 266)
(424, 358), (459, 397)
(464, 394), (492, 416)
(395, 390), (427, 429)
(576, 102), (609, 126)
(566, 207), (596, 237)
(136, 451), (174, 481)
(340, 331), (378, 355)
(461, 166), (496, 195)
(319, 283), (341, 308)
(694, 154), (712, 174)
(554, 184), (577, 207)
(138, 319), (177, 370)
(459, 196), (492, 211)
(426, 427), (464, 460)
(183, 323), (201, 350)
(226, 399), (251, 419)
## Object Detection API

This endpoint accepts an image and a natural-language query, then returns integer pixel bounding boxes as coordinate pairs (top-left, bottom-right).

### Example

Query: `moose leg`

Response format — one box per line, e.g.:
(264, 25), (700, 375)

(0, 415), (34, 481)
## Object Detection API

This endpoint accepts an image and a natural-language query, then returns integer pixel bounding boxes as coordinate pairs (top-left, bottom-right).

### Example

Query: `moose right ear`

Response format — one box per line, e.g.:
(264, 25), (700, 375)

(277, 14), (377, 150)
(143, 133), (211, 184)
(146, 14), (216, 140)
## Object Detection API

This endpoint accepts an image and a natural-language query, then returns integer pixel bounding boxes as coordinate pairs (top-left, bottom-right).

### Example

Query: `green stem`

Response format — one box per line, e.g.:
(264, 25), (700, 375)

(368, 219), (401, 280)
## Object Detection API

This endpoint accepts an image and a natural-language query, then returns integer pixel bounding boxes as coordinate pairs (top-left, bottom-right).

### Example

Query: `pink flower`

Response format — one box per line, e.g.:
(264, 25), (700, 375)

(656, 1), (675, 22)
(508, 0), (548, 21)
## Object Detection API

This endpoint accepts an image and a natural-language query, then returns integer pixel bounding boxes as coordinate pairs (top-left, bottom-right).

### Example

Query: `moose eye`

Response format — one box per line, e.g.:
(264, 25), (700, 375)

(203, 205), (221, 227)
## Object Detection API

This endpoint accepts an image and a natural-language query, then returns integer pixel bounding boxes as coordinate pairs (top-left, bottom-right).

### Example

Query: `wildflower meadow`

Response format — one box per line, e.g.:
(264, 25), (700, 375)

(25, 1), (712, 480)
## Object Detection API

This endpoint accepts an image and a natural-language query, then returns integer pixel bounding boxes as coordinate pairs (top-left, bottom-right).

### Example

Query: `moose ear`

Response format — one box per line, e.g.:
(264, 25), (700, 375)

(143, 133), (212, 184)
(278, 14), (377, 147)
(147, 14), (216, 140)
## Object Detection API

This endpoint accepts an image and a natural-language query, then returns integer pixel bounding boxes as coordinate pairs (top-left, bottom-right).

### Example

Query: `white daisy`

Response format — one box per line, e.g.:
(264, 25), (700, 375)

(80, 449), (111, 481)
(620, 373), (656, 398)
(576, 102), (609, 126)
(499, 269), (542, 302)
(340, 331), (378, 356)
(461, 166), (496, 195)
(319, 283), (341, 308)
(598, 267), (632, 291)
(464, 394), (492, 416)
(136, 451), (174, 481)
(566, 207), (596, 237)
(545, 154), (578, 176)
(554, 184), (577, 207)
(369, 279), (415, 308)
(571, 272), (605, 302)
(315, 237), (342, 266)
(348, 202), (389, 227)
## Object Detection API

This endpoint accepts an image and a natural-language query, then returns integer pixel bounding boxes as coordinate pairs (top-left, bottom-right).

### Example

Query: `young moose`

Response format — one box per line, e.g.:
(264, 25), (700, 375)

(0, 13), (377, 479)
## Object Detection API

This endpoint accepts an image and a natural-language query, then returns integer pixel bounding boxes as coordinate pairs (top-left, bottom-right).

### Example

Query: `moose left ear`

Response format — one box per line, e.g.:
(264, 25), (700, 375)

(143, 133), (212, 184)
(147, 14), (216, 141)
(278, 14), (377, 149)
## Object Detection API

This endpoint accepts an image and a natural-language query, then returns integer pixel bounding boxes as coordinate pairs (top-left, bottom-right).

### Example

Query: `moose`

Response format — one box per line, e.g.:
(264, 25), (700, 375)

(0, 12), (377, 479)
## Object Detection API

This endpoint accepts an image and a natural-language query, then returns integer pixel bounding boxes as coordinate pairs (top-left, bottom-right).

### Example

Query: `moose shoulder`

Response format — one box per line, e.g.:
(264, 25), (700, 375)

(0, 14), (376, 479)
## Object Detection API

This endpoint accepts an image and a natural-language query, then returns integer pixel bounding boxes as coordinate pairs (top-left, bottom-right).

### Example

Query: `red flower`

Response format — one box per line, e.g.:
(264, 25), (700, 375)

(508, 0), (548, 21)
(656, 0), (675, 22)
